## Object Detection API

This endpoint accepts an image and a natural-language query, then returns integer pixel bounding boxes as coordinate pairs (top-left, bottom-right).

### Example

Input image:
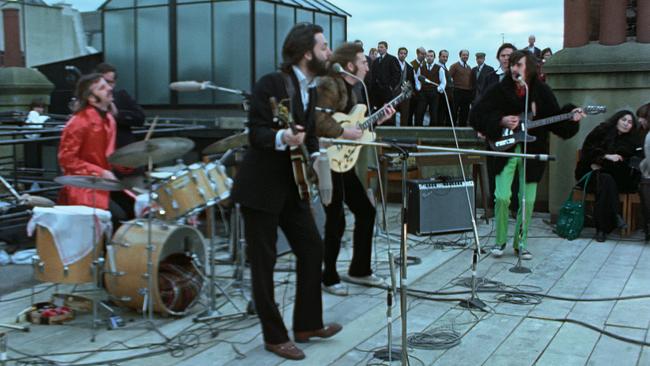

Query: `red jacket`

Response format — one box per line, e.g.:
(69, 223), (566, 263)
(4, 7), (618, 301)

(57, 107), (116, 209)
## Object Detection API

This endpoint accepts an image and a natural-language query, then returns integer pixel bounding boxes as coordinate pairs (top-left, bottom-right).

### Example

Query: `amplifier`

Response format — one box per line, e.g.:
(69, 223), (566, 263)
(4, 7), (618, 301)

(407, 178), (475, 235)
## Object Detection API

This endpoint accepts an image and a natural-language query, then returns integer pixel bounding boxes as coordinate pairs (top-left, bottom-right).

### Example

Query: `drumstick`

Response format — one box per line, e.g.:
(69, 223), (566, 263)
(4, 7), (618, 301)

(122, 189), (138, 200)
(144, 116), (159, 141)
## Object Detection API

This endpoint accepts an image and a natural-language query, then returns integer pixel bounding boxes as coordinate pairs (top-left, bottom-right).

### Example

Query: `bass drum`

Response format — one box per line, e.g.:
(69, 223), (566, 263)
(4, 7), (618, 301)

(105, 220), (205, 316)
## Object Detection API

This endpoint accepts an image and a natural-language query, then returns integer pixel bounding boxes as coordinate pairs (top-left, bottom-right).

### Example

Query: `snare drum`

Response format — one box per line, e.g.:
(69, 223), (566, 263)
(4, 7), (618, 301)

(153, 163), (217, 220)
(105, 220), (205, 315)
(204, 161), (233, 203)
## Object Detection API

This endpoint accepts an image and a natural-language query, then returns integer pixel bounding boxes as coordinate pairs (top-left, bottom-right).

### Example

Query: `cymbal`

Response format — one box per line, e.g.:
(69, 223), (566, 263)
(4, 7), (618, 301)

(109, 137), (195, 168)
(203, 132), (248, 155)
(54, 175), (125, 191)
(19, 194), (55, 207)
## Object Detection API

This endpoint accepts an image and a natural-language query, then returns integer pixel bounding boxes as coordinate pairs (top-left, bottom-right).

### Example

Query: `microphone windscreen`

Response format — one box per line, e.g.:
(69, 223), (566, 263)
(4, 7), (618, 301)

(332, 63), (344, 74)
(318, 149), (333, 206)
(170, 81), (204, 92)
(417, 75), (426, 83)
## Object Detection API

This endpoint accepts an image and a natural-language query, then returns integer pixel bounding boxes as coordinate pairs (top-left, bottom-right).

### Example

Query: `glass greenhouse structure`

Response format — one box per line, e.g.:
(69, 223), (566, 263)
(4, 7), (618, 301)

(100, 0), (349, 107)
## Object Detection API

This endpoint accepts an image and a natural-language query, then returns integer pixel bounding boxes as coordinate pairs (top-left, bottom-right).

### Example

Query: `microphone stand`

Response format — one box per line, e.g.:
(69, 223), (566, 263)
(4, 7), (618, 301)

(509, 76), (532, 274)
(437, 80), (488, 311)
(320, 138), (552, 366)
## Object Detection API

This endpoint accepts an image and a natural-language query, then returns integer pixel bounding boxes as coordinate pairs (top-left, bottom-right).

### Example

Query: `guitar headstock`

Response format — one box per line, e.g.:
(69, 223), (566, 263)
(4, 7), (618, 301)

(584, 105), (607, 115)
(270, 97), (295, 129)
(400, 81), (413, 97)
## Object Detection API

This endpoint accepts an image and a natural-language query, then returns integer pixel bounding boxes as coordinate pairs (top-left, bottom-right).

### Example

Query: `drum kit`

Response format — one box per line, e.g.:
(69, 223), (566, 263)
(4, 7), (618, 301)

(28, 132), (248, 340)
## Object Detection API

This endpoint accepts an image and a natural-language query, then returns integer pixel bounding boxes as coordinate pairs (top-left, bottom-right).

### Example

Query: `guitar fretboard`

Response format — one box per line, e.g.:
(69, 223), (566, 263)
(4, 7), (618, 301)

(361, 92), (410, 130)
(526, 112), (575, 129)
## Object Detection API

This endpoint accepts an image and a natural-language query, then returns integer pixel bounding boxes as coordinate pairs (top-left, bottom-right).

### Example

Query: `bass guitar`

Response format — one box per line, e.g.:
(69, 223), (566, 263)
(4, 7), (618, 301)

(270, 97), (316, 200)
(328, 82), (413, 173)
(489, 105), (606, 152)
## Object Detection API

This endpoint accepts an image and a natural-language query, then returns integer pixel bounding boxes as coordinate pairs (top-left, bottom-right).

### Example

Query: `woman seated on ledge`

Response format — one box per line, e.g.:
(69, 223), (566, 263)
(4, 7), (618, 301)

(575, 110), (642, 242)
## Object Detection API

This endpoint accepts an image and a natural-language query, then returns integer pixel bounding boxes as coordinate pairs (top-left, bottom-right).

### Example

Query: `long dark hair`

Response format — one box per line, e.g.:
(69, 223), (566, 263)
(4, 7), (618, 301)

(280, 23), (323, 72)
(604, 110), (637, 130)
(328, 42), (364, 75)
(508, 50), (538, 84)
(72, 73), (104, 113)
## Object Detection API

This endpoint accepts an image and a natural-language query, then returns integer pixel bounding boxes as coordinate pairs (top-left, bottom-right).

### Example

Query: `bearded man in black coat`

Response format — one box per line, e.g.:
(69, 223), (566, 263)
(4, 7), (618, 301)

(470, 50), (585, 260)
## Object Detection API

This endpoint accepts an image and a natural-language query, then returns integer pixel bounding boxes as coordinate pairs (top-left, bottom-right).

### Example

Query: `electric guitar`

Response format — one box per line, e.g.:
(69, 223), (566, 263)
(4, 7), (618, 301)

(270, 97), (316, 200)
(489, 105), (606, 152)
(328, 82), (413, 173)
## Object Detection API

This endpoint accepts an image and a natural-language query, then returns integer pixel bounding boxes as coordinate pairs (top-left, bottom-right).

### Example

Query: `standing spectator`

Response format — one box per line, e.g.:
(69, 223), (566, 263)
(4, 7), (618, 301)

(526, 35), (542, 60)
(414, 50), (438, 126)
(370, 41), (401, 124)
(471, 52), (494, 103)
(434, 49), (453, 126)
(396, 47), (415, 126)
(409, 47), (426, 126)
(449, 49), (473, 126)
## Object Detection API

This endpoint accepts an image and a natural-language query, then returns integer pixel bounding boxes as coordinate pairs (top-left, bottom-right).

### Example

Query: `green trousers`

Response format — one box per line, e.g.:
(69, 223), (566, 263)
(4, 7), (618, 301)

(494, 148), (538, 250)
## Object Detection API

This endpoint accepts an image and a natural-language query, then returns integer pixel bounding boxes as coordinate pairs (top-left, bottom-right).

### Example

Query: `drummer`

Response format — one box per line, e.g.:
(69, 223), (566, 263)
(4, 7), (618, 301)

(57, 73), (127, 227)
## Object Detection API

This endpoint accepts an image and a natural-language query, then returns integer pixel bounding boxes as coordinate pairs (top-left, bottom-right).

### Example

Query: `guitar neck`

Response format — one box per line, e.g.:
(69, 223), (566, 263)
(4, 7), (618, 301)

(526, 112), (574, 130)
(360, 92), (409, 130)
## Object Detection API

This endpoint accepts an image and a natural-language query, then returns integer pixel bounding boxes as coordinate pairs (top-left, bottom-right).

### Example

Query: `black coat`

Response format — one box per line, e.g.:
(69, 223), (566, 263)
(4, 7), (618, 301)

(470, 76), (579, 182)
(370, 53), (401, 98)
(231, 71), (318, 214)
(471, 64), (495, 102)
(113, 89), (145, 149)
(575, 121), (642, 192)
(402, 62), (415, 89)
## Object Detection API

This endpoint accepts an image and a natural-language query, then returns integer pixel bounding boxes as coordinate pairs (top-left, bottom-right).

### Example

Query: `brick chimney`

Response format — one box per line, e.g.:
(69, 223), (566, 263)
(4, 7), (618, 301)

(3, 8), (24, 67)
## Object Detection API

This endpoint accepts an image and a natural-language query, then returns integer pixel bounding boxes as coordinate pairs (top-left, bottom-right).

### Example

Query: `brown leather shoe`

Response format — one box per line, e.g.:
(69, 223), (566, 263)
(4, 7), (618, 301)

(264, 341), (305, 360)
(294, 322), (343, 343)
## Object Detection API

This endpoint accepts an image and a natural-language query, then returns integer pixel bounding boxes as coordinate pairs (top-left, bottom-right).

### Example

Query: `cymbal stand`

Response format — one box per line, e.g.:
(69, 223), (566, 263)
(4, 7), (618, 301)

(194, 205), (244, 323)
(90, 189), (113, 342)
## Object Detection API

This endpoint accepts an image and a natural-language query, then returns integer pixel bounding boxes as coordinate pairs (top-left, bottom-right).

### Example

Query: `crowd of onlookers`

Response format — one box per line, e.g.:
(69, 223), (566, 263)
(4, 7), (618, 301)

(356, 35), (553, 127)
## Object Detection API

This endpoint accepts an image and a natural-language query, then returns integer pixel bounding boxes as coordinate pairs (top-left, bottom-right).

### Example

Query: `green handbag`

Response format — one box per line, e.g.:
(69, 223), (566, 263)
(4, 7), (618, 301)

(556, 171), (592, 240)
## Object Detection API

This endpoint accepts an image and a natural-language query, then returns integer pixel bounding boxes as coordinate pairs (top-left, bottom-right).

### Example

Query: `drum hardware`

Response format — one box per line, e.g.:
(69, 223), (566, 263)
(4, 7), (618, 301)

(202, 131), (248, 155)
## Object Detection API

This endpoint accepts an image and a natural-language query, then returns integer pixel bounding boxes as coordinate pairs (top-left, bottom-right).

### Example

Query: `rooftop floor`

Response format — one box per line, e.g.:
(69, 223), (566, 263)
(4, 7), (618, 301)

(1, 206), (648, 366)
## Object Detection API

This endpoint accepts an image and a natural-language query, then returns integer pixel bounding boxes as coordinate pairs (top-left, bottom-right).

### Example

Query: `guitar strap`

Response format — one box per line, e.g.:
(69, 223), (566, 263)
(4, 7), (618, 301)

(281, 72), (297, 118)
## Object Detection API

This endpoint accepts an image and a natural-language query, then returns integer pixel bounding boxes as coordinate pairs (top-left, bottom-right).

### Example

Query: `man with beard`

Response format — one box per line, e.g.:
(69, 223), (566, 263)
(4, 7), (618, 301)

(314, 42), (395, 296)
(58, 73), (117, 211)
(230, 23), (341, 361)
(470, 50), (585, 260)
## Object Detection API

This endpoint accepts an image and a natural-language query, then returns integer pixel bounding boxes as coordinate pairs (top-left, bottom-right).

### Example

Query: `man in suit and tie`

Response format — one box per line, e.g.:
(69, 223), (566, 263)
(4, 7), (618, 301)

(471, 52), (495, 103)
(396, 47), (415, 126)
(409, 47), (426, 126)
(526, 35), (542, 61)
(370, 41), (401, 125)
(449, 49), (473, 126)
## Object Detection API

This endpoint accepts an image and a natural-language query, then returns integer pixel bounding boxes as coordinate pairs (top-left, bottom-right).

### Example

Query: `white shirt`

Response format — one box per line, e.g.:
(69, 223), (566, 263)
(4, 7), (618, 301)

(413, 59), (424, 91)
(436, 62), (447, 93)
(275, 66), (317, 151)
(496, 66), (506, 82)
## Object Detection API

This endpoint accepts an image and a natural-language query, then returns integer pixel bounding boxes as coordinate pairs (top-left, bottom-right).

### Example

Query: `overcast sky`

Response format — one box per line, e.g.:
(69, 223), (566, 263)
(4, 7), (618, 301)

(51, 0), (564, 67)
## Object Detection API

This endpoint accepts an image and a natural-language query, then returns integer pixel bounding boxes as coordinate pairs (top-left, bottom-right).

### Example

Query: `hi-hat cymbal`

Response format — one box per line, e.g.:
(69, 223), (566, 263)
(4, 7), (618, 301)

(54, 175), (125, 191)
(109, 137), (195, 168)
(203, 132), (248, 155)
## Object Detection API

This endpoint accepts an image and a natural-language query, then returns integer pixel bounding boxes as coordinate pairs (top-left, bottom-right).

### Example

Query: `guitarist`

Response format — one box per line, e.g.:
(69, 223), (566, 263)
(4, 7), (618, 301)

(315, 42), (396, 296)
(230, 23), (341, 361)
(470, 50), (585, 260)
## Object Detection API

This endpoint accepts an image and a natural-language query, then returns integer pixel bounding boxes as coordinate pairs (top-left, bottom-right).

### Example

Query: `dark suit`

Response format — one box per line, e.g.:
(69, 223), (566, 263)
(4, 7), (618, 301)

(231, 70), (324, 345)
(113, 89), (145, 149)
(527, 46), (542, 61)
(471, 63), (495, 104)
(370, 53), (401, 124)
(397, 60), (415, 126)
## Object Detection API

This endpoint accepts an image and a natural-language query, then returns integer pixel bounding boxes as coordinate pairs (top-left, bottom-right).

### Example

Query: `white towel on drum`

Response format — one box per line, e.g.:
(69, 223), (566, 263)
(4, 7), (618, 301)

(27, 206), (112, 266)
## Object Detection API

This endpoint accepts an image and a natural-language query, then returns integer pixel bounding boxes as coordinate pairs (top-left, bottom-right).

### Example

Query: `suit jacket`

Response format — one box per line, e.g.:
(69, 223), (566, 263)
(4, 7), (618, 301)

(528, 46), (542, 60)
(399, 61), (415, 91)
(370, 53), (401, 97)
(471, 64), (495, 101)
(231, 70), (318, 214)
(113, 89), (145, 149)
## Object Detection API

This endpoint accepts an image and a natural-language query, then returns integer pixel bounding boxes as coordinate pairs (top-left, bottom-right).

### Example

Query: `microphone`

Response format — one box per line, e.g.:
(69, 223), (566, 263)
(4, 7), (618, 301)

(516, 75), (527, 86)
(170, 81), (206, 92)
(331, 63), (372, 115)
(418, 75), (439, 86)
(317, 145), (333, 206)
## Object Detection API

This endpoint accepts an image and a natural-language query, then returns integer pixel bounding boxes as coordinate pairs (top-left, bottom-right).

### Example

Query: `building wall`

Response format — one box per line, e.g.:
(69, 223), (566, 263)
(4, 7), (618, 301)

(0, 2), (94, 67)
